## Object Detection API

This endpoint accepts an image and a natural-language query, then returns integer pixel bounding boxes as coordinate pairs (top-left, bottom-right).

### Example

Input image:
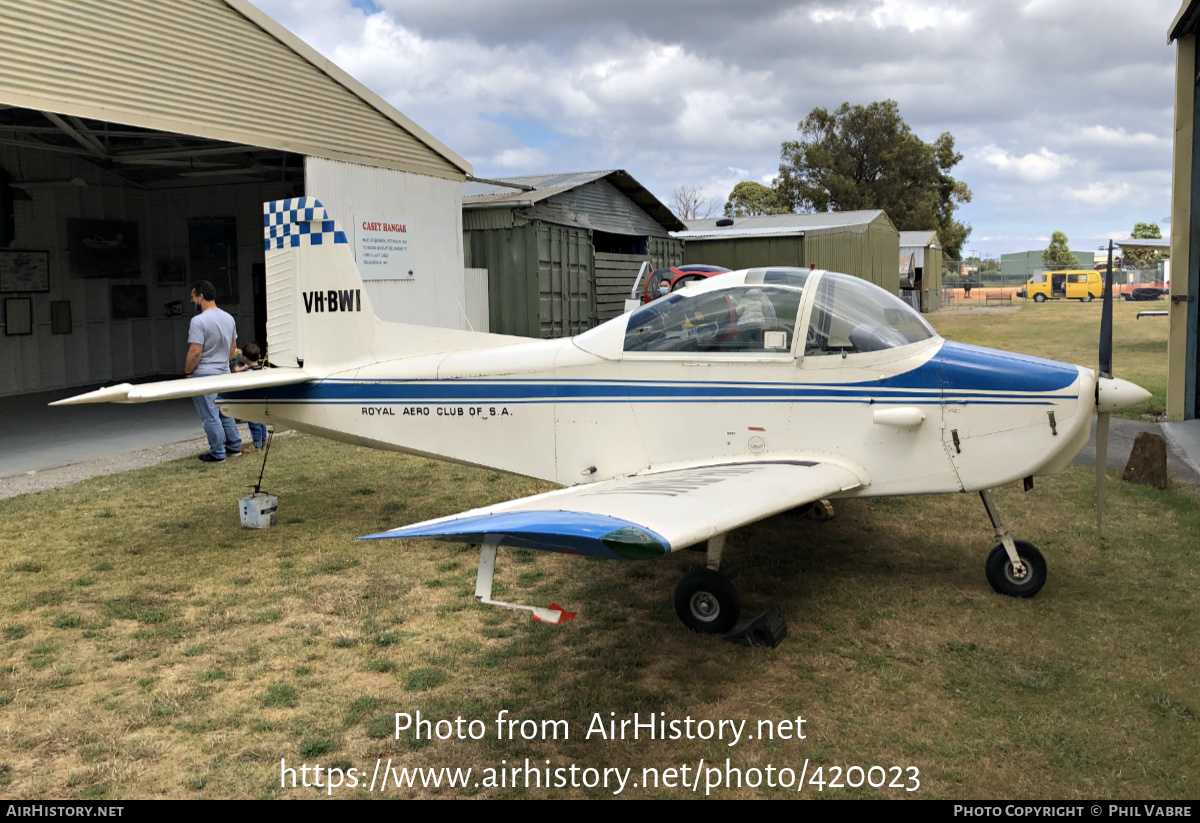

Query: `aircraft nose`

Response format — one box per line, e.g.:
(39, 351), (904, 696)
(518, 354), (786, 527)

(1096, 376), (1152, 414)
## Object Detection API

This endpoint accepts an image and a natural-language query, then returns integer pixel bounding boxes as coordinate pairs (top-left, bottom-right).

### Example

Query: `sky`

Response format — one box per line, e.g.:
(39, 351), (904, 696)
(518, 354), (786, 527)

(251, 0), (1182, 258)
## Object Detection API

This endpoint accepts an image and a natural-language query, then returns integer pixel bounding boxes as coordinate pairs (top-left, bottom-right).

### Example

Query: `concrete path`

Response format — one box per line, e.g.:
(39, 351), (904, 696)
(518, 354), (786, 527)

(1072, 415), (1200, 484)
(0, 387), (201, 479)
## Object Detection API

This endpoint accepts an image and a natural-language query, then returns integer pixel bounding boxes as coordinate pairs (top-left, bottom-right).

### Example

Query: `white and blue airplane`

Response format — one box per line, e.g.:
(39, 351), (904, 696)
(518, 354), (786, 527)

(55, 199), (1150, 634)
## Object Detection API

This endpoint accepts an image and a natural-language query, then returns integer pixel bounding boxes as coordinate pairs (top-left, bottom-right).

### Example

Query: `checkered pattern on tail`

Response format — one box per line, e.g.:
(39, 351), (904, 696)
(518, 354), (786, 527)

(263, 197), (348, 251)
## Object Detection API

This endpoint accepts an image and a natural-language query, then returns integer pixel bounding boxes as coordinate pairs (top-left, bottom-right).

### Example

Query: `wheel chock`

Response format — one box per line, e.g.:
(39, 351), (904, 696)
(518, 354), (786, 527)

(722, 607), (787, 648)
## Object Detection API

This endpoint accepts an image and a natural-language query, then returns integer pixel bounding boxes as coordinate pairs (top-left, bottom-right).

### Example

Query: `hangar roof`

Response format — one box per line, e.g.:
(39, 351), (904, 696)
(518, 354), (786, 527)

(463, 169), (686, 233)
(899, 230), (940, 249)
(0, 0), (469, 181)
(1170, 0), (1200, 41)
(674, 210), (890, 239)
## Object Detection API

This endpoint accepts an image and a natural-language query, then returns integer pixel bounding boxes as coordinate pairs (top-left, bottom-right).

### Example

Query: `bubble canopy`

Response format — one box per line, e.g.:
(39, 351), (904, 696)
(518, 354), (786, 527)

(613, 268), (935, 358)
(805, 271), (935, 356)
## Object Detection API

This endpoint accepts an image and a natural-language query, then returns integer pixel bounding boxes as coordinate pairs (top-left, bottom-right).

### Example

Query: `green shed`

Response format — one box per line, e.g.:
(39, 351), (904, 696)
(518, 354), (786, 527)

(462, 170), (685, 338)
(675, 211), (900, 295)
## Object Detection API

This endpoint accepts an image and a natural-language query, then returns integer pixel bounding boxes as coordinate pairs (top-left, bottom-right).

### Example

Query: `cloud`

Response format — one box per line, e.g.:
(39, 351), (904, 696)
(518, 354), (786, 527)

(249, 0), (1180, 256)
(1066, 182), (1133, 204)
(978, 146), (1072, 182)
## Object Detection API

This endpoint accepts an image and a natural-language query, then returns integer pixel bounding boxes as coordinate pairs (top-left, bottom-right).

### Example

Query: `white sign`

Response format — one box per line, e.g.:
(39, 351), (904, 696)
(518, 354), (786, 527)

(354, 214), (415, 281)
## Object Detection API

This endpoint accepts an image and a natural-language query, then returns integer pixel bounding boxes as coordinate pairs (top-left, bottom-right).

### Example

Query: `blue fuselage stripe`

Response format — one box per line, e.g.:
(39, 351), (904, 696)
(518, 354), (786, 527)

(218, 341), (1081, 408)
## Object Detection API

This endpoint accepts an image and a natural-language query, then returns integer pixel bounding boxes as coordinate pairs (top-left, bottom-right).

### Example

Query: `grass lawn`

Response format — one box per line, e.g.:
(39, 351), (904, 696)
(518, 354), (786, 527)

(0, 303), (1194, 800)
(928, 299), (1169, 419)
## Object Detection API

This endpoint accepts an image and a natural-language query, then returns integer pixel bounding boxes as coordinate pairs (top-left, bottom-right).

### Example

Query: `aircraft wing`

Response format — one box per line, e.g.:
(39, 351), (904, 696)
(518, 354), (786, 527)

(361, 460), (863, 559)
(49, 369), (312, 405)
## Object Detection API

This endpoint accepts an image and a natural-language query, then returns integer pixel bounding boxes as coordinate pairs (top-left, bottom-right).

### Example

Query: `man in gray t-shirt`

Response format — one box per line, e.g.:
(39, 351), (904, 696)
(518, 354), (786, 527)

(185, 280), (242, 462)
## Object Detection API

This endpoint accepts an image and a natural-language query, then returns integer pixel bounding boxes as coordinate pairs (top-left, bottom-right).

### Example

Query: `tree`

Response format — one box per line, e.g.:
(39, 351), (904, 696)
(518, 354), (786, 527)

(1042, 231), (1080, 270)
(723, 181), (791, 217)
(775, 100), (972, 258)
(671, 186), (716, 220)
(1124, 221), (1166, 271)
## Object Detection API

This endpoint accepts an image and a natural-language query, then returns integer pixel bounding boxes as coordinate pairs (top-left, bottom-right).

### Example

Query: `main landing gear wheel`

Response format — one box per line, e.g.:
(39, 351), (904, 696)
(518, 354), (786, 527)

(1033, 293), (1047, 303)
(674, 569), (741, 634)
(985, 541), (1047, 598)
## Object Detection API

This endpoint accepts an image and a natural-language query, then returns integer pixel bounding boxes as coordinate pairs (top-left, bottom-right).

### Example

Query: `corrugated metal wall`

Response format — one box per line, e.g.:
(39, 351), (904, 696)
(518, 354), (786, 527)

(462, 209), (520, 231)
(463, 268), (489, 333)
(305, 157), (470, 330)
(464, 208), (682, 337)
(682, 219), (900, 293)
(464, 221), (593, 338)
(0, 142), (289, 396)
(548, 179), (669, 236)
(648, 236), (684, 270)
(923, 246), (942, 312)
(683, 235), (805, 269)
(535, 223), (592, 338)
(0, 0), (462, 179)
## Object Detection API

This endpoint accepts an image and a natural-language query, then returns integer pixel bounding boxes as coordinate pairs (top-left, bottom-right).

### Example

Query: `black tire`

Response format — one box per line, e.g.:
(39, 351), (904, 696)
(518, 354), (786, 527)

(674, 569), (741, 634)
(1083, 293), (1094, 303)
(985, 541), (1046, 598)
(1033, 293), (1047, 303)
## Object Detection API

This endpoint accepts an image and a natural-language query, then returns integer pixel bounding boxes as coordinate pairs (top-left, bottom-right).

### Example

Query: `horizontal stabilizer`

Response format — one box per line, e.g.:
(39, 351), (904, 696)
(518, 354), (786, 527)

(362, 460), (863, 558)
(50, 369), (312, 405)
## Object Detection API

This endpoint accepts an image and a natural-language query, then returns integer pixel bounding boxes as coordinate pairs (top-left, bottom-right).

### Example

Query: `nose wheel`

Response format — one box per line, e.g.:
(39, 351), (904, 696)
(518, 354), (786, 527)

(984, 540), (1046, 598)
(979, 490), (1048, 598)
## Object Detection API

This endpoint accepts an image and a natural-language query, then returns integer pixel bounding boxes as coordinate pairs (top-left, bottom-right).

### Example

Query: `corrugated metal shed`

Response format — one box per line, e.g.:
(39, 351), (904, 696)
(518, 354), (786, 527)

(463, 170), (685, 234)
(677, 211), (900, 294)
(899, 229), (942, 312)
(463, 170), (684, 337)
(0, 0), (469, 180)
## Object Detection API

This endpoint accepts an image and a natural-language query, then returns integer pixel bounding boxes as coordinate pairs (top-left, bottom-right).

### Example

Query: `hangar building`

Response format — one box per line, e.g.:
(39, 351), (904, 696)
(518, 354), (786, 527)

(462, 170), (685, 338)
(674, 211), (901, 298)
(1169, 0), (1200, 421)
(0, 0), (477, 398)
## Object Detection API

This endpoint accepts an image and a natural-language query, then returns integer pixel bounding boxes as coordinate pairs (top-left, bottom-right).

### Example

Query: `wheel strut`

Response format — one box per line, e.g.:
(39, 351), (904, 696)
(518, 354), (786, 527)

(979, 490), (1027, 579)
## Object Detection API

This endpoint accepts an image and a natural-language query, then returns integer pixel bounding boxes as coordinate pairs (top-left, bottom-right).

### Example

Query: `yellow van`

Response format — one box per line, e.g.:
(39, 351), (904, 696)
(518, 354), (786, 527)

(1016, 270), (1102, 302)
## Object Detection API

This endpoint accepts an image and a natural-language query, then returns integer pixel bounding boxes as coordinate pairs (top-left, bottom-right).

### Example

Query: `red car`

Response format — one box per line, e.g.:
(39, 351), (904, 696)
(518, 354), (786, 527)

(641, 264), (731, 303)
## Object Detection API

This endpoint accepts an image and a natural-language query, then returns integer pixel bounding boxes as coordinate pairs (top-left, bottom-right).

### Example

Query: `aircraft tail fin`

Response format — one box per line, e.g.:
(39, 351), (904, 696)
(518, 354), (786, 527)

(264, 198), (375, 371)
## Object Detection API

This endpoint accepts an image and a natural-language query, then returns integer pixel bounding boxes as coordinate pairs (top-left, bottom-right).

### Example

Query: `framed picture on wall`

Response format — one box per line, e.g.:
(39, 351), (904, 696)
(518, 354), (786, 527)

(111, 285), (148, 320)
(51, 300), (72, 334)
(67, 219), (141, 278)
(189, 216), (239, 303)
(4, 297), (32, 335)
(0, 250), (50, 292)
(156, 257), (186, 284)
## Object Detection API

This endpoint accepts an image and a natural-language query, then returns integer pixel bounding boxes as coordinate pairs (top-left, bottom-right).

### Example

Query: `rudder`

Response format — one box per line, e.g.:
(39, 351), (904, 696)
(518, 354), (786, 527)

(264, 198), (375, 371)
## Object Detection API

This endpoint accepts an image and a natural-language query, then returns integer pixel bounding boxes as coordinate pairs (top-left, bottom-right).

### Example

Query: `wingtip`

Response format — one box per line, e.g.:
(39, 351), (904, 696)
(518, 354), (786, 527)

(49, 383), (134, 405)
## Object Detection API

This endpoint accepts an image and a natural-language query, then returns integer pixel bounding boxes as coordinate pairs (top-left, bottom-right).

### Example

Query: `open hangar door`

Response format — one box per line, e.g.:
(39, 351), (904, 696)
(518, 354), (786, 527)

(0, 106), (301, 397)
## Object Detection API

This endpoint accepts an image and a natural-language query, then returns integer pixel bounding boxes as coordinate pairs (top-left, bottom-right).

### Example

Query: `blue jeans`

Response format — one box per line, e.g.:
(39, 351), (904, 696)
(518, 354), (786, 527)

(248, 421), (268, 448)
(192, 393), (242, 458)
